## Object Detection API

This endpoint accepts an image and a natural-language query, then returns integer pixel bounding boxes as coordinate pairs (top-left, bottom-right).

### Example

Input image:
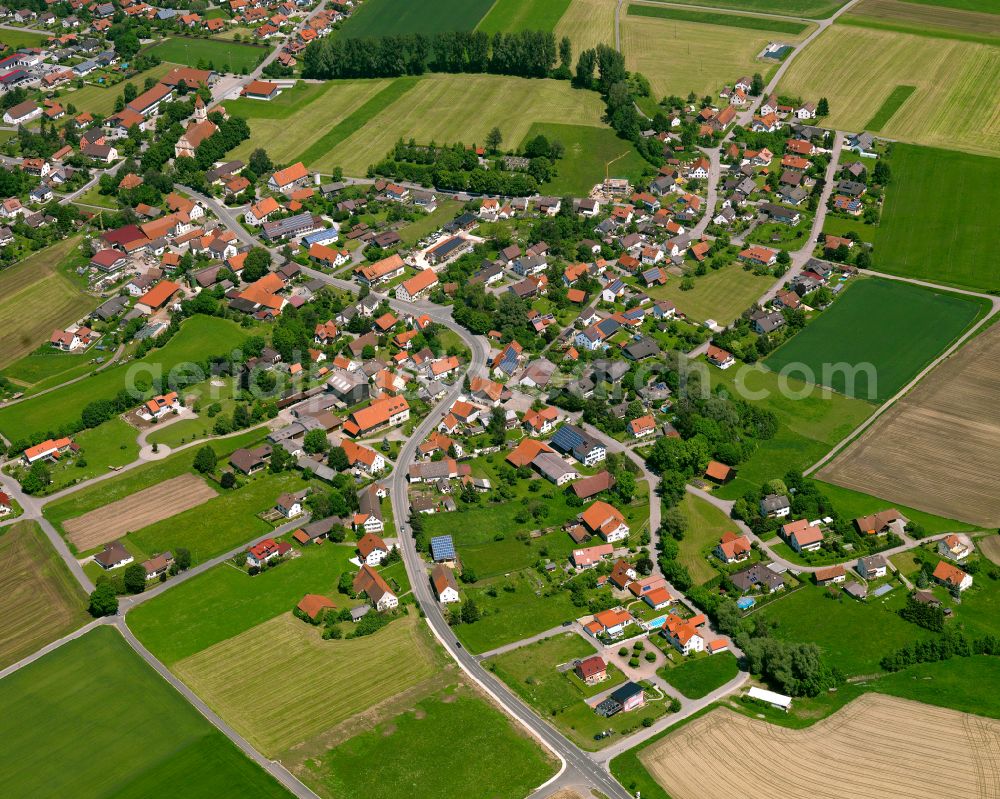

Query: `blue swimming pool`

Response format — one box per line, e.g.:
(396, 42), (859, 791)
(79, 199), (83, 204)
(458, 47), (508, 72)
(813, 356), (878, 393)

(646, 615), (667, 629)
(737, 597), (756, 610)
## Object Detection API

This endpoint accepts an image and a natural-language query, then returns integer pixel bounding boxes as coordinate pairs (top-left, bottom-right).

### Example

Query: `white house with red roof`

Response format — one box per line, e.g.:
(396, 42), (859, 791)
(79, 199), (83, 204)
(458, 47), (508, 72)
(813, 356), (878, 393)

(138, 391), (179, 421)
(357, 532), (389, 566)
(246, 538), (291, 567)
(781, 518), (824, 553)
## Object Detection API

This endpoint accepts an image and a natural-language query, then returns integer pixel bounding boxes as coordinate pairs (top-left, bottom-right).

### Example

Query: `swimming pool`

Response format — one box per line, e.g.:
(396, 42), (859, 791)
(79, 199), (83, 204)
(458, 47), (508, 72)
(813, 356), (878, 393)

(737, 597), (756, 610)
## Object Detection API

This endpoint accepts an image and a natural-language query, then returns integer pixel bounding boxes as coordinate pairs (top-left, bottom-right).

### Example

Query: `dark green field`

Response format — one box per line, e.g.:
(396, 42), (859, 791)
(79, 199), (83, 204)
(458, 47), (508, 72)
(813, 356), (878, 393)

(339, 0), (495, 37)
(638, 0), (847, 18)
(627, 4), (809, 34)
(874, 144), (1000, 292)
(0, 626), (291, 798)
(477, 0), (573, 33)
(764, 278), (986, 402)
(145, 37), (266, 73)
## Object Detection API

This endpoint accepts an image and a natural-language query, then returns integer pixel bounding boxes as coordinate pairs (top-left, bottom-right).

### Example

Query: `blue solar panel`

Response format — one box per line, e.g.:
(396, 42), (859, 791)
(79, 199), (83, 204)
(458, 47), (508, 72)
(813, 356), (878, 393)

(431, 535), (455, 560)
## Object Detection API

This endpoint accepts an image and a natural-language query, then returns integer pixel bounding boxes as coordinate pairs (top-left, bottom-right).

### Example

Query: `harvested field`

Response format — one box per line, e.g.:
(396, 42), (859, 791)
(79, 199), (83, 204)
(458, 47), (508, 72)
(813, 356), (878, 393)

(639, 693), (1000, 798)
(819, 321), (1000, 527)
(0, 522), (88, 669)
(845, 0), (1000, 40)
(64, 473), (217, 550)
(621, 13), (808, 99)
(778, 24), (1000, 157)
(980, 536), (1000, 566)
(555, 0), (616, 54)
(173, 612), (442, 756)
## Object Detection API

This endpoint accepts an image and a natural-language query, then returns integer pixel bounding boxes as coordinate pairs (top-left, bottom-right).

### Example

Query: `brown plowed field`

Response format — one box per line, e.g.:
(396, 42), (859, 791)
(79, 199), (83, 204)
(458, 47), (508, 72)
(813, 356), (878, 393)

(640, 693), (1000, 798)
(64, 473), (216, 550)
(819, 322), (1000, 526)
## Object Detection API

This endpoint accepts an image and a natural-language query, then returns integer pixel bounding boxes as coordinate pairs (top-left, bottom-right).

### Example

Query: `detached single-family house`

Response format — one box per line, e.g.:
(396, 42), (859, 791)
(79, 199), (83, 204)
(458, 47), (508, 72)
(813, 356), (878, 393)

(246, 538), (291, 567)
(357, 532), (389, 566)
(782, 518), (824, 553)
(353, 564), (399, 610)
(432, 563), (460, 604)
(760, 494), (790, 518)
(575, 655), (608, 685)
(856, 554), (888, 580)
(933, 561), (973, 592)
(94, 541), (133, 570)
(714, 532), (751, 564)
(938, 534), (972, 561)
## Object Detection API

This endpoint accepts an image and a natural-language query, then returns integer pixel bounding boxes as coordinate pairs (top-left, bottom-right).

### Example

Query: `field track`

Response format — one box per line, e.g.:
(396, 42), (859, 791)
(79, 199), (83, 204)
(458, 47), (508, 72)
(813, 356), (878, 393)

(65, 473), (217, 550)
(819, 321), (1000, 527)
(640, 693), (1000, 798)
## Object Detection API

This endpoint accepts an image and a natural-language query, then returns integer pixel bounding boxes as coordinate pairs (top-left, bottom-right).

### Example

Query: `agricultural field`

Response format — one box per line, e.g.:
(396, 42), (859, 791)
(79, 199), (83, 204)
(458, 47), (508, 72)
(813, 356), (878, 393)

(637, 694), (1000, 798)
(764, 278), (987, 402)
(778, 24), (1000, 157)
(64, 473), (217, 551)
(843, 0), (1000, 42)
(478, 0), (573, 33)
(62, 62), (175, 117)
(0, 237), (96, 372)
(144, 37), (267, 73)
(675, 493), (734, 585)
(756, 583), (932, 676)
(338, 0), (495, 37)
(130, 542), (360, 663)
(230, 78), (399, 166)
(303, 683), (557, 799)
(1, 349), (101, 392)
(710, 363), (874, 499)
(121, 471), (306, 565)
(865, 84), (916, 129)
(627, 5), (809, 35)
(648, 263), (774, 326)
(874, 144), (1000, 292)
(0, 626), (292, 798)
(661, 652), (739, 699)
(319, 74), (607, 175)
(980, 536), (1000, 566)
(0, 522), (88, 669)
(522, 122), (650, 197)
(43, 428), (265, 536)
(554, 0), (615, 53)
(621, 13), (809, 100)
(639, 0), (847, 16)
(818, 320), (1000, 527)
(0, 315), (249, 441)
(873, 656), (1000, 719)
(173, 612), (443, 755)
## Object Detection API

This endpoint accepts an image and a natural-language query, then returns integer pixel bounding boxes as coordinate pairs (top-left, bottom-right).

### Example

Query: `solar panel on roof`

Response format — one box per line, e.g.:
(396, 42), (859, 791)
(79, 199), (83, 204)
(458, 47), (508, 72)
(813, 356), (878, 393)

(430, 535), (455, 560)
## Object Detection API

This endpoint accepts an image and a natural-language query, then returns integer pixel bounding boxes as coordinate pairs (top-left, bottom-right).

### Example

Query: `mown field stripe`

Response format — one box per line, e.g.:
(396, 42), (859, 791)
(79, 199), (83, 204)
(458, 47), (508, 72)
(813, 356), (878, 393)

(839, 14), (1000, 47)
(627, 3), (809, 34)
(865, 84), (916, 130)
(297, 77), (420, 171)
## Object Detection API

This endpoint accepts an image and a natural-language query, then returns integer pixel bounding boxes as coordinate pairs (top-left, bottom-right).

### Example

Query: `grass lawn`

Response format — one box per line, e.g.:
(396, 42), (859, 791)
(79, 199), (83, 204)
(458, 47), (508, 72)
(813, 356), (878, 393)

(130, 542), (360, 663)
(231, 78), (399, 166)
(74, 183), (119, 209)
(43, 428), (265, 534)
(144, 37), (266, 73)
(813, 480), (981, 533)
(872, 655), (1000, 718)
(627, 5), (809, 34)
(524, 122), (649, 197)
(42, 417), (140, 490)
(338, 0), (494, 37)
(477, 0), (573, 32)
(755, 582), (934, 676)
(454, 571), (582, 654)
(304, 683), (556, 799)
(398, 200), (462, 246)
(0, 521), (88, 669)
(489, 633), (613, 699)
(0, 237), (95, 372)
(173, 611), (444, 755)
(661, 652), (739, 699)
(865, 84), (917, 129)
(621, 13), (810, 99)
(0, 28), (48, 48)
(145, 374), (240, 448)
(821, 214), (878, 243)
(123, 471), (308, 566)
(778, 25), (1000, 157)
(321, 73), (607, 176)
(649, 263), (774, 326)
(764, 277), (988, 402)
(0, 315), (249, 441)
(62, 62), (175, 117)
(556, 689), (672, 750)
(873, 144), (1000, 292)
(676, 493), (733, 585)
(0, 625), (292, 798)
(711, 364), (874, 499)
